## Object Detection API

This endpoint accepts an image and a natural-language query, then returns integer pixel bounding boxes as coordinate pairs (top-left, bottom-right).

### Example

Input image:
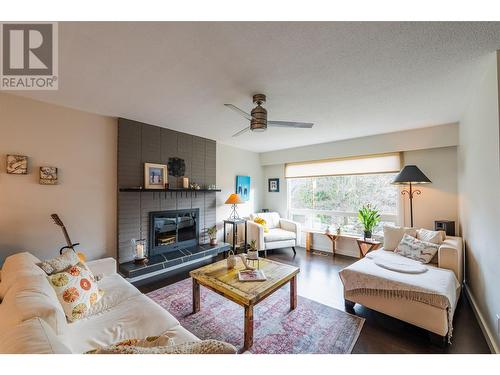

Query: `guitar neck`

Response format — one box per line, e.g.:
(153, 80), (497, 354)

(60, 226), (73, 248)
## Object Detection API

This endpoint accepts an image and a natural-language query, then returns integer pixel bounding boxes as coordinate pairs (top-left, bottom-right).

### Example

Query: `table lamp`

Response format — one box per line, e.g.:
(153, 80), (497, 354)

(392, 165), (431, 227)
(225, 193), (243, 220)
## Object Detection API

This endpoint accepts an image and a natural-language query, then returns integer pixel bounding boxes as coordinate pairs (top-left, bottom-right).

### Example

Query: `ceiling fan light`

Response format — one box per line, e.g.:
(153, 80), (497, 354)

(251, 127), (266, 132)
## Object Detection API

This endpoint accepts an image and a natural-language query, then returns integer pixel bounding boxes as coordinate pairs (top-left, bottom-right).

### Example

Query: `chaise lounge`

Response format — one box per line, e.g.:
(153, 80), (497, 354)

(339, 231), (463, 343)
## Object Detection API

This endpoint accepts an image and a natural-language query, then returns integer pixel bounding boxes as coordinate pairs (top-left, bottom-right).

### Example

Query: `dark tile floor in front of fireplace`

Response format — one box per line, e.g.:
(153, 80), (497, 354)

(138, 247), (491, 354)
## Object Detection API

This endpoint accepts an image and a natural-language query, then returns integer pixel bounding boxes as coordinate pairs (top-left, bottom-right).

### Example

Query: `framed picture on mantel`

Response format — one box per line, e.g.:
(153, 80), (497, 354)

(144, 163), (168, 189)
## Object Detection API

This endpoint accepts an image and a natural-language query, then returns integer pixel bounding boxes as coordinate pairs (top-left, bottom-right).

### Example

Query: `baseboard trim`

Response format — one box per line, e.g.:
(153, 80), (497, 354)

(464, 283), (499, 354)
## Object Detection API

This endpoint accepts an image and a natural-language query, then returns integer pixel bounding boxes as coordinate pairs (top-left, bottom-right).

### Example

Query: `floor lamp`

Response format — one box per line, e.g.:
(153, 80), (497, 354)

(392, 165), (431, 227)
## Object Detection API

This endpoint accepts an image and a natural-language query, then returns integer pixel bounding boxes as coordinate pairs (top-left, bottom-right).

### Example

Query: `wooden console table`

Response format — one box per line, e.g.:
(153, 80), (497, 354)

(304, 229), (339, 256)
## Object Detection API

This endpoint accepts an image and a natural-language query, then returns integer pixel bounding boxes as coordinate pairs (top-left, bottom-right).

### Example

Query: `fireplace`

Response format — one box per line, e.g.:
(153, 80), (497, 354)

(149, 209), (199, 256)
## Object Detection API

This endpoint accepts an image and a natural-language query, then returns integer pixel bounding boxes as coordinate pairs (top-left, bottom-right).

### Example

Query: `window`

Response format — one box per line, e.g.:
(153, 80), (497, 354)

(286, 154), (401, 236)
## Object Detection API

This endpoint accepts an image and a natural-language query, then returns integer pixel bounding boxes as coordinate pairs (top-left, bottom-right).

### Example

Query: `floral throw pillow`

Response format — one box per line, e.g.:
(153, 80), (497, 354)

(48, 264), (102, 322)
(395, 234), (440, 264)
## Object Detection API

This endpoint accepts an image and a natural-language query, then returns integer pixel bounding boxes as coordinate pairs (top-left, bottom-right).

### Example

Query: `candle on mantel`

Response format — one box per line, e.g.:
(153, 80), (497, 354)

(182, 177), (189, 189)
(134, 239), (146, 259)
(136, 242), (144, 258)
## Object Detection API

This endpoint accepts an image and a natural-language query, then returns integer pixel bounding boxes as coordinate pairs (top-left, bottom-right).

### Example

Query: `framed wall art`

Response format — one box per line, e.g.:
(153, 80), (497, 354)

(235, 175), (250, 201)
(144, 163), (168, 189)
(6, 154), (28, 174)
(268, 178), (280, 192)
(39, 166), (58, 185)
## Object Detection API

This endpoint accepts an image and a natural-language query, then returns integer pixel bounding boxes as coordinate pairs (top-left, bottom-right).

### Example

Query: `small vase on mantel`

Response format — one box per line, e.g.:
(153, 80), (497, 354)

(364, 230), (372, 240)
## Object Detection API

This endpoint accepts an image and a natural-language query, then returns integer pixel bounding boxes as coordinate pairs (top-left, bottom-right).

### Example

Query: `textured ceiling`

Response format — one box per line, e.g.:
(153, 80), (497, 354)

(14, 22), (500, 152)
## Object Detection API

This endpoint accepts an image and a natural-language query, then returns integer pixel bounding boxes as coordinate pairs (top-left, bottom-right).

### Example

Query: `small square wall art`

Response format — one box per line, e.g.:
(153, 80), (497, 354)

(268, 178), (280, 192)
(39, 166), (58, 185)
(6, 154), (28, 174)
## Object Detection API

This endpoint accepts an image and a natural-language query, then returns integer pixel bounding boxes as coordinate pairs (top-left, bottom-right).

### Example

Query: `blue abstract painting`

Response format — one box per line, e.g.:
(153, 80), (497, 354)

(235, 175), (250, 201)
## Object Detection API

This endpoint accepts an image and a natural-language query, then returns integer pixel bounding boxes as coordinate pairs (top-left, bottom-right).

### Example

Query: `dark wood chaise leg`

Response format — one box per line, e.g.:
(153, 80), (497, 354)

(292, 246), (296, 255)
(428, 332), (447, 348)
(344, 299), (355, 312)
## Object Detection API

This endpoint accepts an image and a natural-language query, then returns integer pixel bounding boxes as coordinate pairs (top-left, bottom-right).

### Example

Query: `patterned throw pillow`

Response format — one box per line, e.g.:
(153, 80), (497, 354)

(48, 264), (102, 322)
(254, 217), (269, 233)
(395, 234), (440, 264)
(39, 251), (80, 275)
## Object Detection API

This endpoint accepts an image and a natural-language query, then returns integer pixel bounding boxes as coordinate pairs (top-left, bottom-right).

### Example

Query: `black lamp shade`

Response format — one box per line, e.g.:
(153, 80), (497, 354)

(392, 165), (431, 185)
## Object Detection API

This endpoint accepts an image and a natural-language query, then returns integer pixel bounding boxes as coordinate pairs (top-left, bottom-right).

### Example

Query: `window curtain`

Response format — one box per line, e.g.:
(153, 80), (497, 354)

(285, 153), (402, 178)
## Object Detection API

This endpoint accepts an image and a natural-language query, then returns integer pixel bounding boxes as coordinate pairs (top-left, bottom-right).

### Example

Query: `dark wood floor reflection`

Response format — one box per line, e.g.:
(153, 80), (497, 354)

(139, 247), (491, 354)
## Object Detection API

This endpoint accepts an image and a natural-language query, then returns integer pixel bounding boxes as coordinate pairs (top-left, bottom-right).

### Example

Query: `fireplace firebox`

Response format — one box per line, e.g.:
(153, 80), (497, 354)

(149, 209), (199, 256)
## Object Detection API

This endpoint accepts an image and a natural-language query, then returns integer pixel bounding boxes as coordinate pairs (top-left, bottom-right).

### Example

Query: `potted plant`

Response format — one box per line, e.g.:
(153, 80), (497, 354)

(358, 204), (380, 239)
(207, 225), (218, 246)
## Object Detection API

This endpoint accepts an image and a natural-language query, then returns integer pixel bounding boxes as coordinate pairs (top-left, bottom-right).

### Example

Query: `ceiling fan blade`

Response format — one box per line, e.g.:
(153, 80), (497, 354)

(232, 126), (251, 137)
(224, 104), (253, 121)
(268, 121), (314, 128)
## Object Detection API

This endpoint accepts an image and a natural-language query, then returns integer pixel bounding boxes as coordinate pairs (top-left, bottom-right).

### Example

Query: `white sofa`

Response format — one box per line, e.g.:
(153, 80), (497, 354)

(339, 235), (463, 343)
(247, 212), (300, 257)
(0, 252), (199, 354)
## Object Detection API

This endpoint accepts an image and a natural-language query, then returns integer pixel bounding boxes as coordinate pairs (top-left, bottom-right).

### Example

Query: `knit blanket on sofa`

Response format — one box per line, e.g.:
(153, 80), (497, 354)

(339, 250), (460, 342)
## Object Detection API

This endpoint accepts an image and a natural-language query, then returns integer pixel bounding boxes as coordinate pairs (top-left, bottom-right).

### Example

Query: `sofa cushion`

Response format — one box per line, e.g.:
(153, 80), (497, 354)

(1, 274), (68, 334)
(395, 234), (440, 263)
(0, 317), (72, 354)
(87, 273), (141, 316)
(0, 252), (45, 297)
(251, 212), (281, 229)
(61, 293), (183, 353)
(48, 264), (102, 322)
(383, 226), (417, 251)
(264, 228), (297, 242)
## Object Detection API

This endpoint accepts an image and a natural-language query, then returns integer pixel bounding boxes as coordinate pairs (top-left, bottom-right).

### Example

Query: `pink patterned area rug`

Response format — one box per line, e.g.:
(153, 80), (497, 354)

(147, 278), (364, 354)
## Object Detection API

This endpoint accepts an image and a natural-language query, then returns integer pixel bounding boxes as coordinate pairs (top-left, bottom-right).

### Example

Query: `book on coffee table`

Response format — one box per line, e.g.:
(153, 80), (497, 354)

(238, 269), (267, 282)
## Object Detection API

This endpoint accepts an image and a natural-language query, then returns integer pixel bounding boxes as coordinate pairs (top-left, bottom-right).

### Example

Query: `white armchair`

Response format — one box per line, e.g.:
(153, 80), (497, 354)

(247, 212), (300, 257)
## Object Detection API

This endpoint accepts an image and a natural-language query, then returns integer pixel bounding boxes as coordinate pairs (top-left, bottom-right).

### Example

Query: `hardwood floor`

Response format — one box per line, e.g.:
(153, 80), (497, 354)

(138, 247), (491, 354)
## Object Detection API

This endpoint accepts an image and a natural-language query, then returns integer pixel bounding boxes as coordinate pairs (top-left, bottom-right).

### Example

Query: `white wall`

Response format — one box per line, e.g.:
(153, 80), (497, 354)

(0, 94), (117, 263)
(402, 147), (458, 232)
(458, 51), (500, 353)
(261, 130), (459, 257)
(216, 143), (263, 243)
(260, 123), (459, 166)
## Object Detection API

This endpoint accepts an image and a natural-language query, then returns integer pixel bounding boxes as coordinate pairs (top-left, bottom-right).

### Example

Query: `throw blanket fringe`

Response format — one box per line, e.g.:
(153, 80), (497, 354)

(345, 288), (453, 343)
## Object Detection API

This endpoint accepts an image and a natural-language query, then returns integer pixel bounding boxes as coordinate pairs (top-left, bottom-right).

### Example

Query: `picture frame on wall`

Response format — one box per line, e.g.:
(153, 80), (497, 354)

(235, 175), (250, 201)
(39, 166), (58, 185)
(144, 163), (168, 189)
(6, 154), (28, 174)
(268, 178), (280, 192)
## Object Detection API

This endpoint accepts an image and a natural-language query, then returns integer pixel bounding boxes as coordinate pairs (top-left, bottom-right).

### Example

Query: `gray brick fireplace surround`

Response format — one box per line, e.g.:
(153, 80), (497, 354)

(117, 118), (229, 282)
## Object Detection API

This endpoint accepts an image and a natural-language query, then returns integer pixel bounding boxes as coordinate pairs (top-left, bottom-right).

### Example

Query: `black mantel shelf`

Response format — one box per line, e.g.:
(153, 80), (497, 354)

(119, 188), (221, 192)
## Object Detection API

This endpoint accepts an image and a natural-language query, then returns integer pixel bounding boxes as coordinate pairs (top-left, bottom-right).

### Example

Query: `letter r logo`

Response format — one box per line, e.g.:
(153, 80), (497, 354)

(2, 23), (53, 75)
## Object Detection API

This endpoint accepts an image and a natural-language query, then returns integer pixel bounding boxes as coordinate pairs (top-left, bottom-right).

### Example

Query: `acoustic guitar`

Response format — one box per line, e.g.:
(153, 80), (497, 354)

(50, 213), (86, 261)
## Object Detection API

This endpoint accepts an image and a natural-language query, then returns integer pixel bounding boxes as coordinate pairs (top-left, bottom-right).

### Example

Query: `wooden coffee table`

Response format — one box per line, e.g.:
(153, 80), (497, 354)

(189, 258), (300, 352)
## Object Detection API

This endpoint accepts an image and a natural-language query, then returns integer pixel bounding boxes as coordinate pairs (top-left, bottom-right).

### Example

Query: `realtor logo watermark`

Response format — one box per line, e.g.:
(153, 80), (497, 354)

(1, 22), (58, 90)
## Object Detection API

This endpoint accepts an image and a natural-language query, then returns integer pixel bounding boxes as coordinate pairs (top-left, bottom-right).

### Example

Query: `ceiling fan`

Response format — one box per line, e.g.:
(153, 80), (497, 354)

(225, 94), (314, 137)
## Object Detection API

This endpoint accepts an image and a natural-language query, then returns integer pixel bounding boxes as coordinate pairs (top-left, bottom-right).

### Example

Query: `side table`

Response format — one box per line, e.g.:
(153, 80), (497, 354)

(356, 238), (381, 258)
(223, 219), (247, 254)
